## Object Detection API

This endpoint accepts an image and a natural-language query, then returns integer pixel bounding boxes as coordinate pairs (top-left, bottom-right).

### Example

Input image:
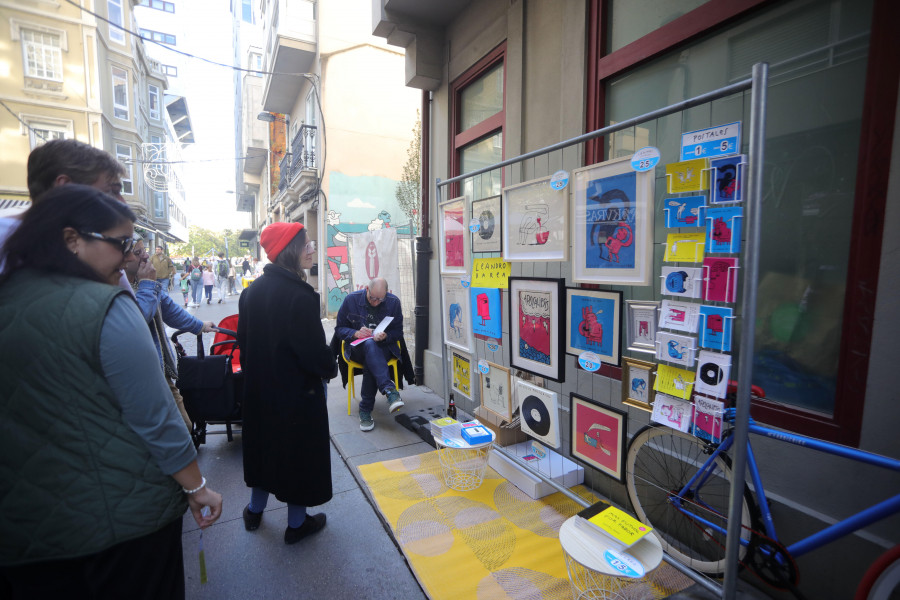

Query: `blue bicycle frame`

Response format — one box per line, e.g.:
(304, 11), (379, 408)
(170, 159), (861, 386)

(671, 422), (900, 558)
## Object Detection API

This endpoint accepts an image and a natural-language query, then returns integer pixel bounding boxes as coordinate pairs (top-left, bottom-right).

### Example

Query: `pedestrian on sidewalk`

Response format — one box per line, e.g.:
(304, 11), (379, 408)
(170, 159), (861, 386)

(150, 245), (175, 294)
(189, 258), (202, 306)
(201, 265), (214, 304)
(227, 261), (237, 295)
(238, 222), (336, 545)
(214, 252), (229, 303)
(0, 185), (222, 598)
(180, 271), (190, 306)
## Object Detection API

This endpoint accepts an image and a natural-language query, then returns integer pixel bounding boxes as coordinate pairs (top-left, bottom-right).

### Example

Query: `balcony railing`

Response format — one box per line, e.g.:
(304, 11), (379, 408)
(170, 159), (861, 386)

(277, 124), (318, 193)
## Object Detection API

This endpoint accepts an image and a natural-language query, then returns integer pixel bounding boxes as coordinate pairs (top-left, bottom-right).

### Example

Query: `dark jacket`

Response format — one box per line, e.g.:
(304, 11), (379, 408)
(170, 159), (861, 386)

(237, 264), (337, 506)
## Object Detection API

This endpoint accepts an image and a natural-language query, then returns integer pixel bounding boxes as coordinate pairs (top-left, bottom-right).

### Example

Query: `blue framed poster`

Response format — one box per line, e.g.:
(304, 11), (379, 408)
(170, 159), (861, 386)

(565, 287), (622, 366)
(470, 287), (502, 340)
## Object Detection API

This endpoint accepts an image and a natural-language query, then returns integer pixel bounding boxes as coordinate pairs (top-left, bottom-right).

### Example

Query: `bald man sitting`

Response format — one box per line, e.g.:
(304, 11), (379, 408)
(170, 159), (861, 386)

(335, 278), (404, 431)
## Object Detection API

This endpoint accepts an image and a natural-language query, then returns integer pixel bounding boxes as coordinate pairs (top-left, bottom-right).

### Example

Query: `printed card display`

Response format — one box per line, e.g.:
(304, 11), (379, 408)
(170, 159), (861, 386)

(651, 394), (694, 433)
(470, 287), (502, 340)
(694, 350), (731, 398)
(702, 257), (739, 302)
(515, 379), (560, 448)
(654, 364), (695, 400)
(710, 154), (745, 203)
(692, 396), (725, 443)
(658, 299), (701, 333)
(699, 305), (734, 351)
(666, 158), (710, 193)
(663, 232), (706, 263)
(705, 206), (743, 253)
(664, 195), (706, 228)
(661, 266), (703, 298)
(655, 331), (697, 368)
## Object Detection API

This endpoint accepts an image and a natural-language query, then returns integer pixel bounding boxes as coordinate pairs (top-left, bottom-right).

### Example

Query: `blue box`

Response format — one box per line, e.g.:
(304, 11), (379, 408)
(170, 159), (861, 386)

(461, 422), (492, 445)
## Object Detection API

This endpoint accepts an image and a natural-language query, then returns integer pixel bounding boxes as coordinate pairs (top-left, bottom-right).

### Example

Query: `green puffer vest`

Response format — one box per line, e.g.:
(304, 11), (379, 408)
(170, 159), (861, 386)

(0, 270), (188, 566)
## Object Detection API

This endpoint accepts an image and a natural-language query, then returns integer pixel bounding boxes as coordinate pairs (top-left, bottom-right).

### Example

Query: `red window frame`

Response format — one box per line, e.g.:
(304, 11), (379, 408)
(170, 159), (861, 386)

(586, 0), (899, 446)
(449, 42), (507, 198)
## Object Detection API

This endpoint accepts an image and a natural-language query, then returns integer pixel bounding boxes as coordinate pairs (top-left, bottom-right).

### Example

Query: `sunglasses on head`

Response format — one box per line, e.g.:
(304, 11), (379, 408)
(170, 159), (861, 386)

(79, 231), (135, 255)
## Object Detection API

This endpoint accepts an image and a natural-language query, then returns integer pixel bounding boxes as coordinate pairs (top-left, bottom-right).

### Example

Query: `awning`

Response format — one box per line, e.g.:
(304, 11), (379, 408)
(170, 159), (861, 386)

(0, 198), (31, 218)
(238, 229), (258, 241)
(135, 219), (179, 243)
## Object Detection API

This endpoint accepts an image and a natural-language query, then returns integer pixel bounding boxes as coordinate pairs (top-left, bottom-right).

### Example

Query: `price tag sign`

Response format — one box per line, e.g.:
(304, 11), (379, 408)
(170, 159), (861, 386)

(680, 122), (741, 161)
(550, 170), (569, 191)
(578, 351), (602, 372)
(460, 278), (470, 288)
(486, 342), (499, 352)
(478, 359), (490, 374)
(631, 147), (660, 172)
(530, 440), (547, 459)
(603, 549), (645, 578)
(469, 218), (481, 233)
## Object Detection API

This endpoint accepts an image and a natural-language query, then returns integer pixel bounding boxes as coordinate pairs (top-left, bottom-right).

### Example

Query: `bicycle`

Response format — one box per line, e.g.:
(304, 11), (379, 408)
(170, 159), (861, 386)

(624, 386), (900, 599)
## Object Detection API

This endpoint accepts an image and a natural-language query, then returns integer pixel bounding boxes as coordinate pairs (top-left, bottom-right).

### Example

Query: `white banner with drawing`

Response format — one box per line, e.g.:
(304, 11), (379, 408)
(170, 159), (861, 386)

(349, 228), (401, 296)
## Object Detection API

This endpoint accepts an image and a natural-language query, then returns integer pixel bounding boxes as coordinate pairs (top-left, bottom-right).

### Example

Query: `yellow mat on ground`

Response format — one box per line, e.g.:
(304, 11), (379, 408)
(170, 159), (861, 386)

(358, 451), (694, 600)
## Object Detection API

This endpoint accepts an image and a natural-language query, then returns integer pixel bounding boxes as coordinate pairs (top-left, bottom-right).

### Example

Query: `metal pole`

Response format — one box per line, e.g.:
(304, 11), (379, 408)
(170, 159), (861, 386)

(435, 179), (452, 412)
(723, 62), (768, 599)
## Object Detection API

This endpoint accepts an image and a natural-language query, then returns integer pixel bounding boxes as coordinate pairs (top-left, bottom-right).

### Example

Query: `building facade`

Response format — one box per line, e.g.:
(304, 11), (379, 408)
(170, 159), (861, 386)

(374, 0), (899, 598)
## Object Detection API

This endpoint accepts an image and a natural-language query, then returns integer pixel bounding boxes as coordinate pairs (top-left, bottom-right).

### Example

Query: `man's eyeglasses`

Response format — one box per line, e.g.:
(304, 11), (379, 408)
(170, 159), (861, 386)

(79, 231), (135, 255)
(367, 290), (385, 303)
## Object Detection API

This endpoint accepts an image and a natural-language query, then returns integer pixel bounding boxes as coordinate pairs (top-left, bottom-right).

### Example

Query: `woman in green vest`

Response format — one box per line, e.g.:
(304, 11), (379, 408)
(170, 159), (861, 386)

(0, 185), (223, 599)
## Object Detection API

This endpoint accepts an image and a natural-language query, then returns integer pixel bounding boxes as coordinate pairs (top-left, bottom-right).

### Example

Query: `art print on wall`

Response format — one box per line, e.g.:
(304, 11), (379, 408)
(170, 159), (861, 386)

(664, 195), (706, 228)
(659, 299), (701, 334)
(625, 300), (659, 354)
(471, 287), (502, 340)
(655, 331), (697, 368)
(565, 288), (622, 366)
(451, 351), (472, 399)
(502, 177), (567, 262)
(442, 276), (473, 353)
(661, 266), (704, 299)
(439, 196), (466, 274)
(622, 357), (656, 412)
(699, 305), (734, 351)
(480, 362), (512, 421)
(509, 277), (565, 382)
(471, 195), (502, 253)
(572, 156), (654, 285)
(570, 394), (627, 482)
(516, 379), (560, 448)
(710, 154), (745, 203)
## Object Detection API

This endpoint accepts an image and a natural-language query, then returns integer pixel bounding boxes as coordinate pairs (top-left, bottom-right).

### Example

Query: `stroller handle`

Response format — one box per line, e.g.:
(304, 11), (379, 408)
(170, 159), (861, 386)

(211, 327), (237, 337)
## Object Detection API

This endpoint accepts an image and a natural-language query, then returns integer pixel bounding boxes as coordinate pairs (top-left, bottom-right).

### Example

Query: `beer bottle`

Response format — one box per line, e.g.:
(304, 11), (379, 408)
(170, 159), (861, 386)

(447, 393), (457, 419)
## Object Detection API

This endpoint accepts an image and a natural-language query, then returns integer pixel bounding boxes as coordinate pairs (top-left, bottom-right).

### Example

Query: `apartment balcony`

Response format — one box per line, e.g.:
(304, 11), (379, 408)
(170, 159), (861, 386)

(276, 125), (318, 210)
(262, 0), (316, 114)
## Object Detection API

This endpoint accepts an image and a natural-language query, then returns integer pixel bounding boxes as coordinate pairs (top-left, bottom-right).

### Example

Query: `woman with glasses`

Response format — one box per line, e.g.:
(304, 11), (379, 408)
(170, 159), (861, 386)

(0, 185), (222, 598)
(237, 222), (336, 545)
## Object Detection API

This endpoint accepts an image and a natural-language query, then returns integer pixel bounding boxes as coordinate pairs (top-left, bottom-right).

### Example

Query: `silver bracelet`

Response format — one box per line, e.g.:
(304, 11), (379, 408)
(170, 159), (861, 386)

(183, 476), (206, 495)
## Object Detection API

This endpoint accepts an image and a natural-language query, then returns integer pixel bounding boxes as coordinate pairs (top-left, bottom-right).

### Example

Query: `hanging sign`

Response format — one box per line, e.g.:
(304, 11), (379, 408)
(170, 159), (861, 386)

(478, 359), (490, 374)
(469, 218), (481, 233)
(472, 257), (511, 289)
(631, 147), (660, 171)
(578, 351), (602, 372)
(486, 342), (500, 352)
(603, 549), (645, 578)
(550, 170), (570, 190)
(460, 277), (470, 288)
(680, 121), (741, 161)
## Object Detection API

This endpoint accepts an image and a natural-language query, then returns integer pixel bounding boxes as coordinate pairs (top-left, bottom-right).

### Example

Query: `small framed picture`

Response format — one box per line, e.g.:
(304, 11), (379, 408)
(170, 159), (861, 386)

(438, 196), (466, 274)
(570, 394), (627, 482)
(502, 177), (567, 262)
(565, 287), (622, 366)
(480, 362), (512, 421)
(622, 357), (656, 412)
(625, 300), (659, 354)
(442, 276), (473, 353)
(471, 195), (502, 253)
(509, 277), (565, 382)
(451, 350), (472, 400)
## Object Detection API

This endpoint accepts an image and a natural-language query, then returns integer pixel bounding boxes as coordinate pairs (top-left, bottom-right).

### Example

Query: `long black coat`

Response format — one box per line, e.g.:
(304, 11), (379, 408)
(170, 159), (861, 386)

(237, 264), (337, 506)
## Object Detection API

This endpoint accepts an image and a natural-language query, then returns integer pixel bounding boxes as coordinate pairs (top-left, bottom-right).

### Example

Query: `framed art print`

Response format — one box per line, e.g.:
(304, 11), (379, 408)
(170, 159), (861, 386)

(439, 196), (466, 273)
(501, 177), (567, 262)
(625, 300), (659, 354)
(516, 379), (560, 448)
(509, 277), (565, 382)
(442, 275), (473, 353)
(470, 287), (502, 340)
(451, 350), (472, 400)
(565, 288), (622, 366)
(480, 362), (512, 421)
(572, 156), (654, 285)
(622, 357), (656, 412)
(471, 195), (502, 253)
(570, 394), (627, 482)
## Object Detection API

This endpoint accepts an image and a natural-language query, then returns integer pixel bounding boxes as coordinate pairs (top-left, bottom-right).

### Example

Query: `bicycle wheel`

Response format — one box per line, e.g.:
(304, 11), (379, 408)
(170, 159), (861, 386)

(855, 545), (900, 600)
(626, 425), (754, 574)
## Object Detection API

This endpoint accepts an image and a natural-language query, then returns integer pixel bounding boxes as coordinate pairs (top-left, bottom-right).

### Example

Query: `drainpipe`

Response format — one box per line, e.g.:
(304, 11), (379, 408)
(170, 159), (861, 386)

(414, 90), (432, 385)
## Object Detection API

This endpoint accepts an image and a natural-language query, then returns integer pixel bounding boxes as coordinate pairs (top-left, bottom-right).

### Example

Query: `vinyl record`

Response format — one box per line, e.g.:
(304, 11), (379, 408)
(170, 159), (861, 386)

(699, 362), (724, 386)
(478, 209), (495, 240)
(522, 395), (551, 436)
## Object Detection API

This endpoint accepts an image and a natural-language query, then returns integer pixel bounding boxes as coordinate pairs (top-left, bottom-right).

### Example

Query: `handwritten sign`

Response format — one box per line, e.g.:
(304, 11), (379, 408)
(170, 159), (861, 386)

(472, 258), (511, 289)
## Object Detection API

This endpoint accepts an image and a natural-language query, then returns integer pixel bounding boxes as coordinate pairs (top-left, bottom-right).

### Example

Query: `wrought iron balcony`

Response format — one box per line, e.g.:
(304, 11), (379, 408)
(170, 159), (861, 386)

(277, 125), (317, 193)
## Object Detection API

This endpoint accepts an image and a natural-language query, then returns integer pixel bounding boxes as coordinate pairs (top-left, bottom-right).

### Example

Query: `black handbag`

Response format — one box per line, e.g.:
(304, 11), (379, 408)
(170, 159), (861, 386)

(175, 333), (240, 423)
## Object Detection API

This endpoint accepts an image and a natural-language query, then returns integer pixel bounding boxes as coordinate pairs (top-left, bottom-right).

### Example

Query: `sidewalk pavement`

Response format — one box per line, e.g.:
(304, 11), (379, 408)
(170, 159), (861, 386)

(173, 294), (438, 599)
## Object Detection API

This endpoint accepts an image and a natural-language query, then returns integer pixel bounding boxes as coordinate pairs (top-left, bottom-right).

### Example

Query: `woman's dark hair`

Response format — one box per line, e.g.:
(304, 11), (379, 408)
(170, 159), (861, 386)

(1, 184), (135, 284)
(273, 226), (308, 281)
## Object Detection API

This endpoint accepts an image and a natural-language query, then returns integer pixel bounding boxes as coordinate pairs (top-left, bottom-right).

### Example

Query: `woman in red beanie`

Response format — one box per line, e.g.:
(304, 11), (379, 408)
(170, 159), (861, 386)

(236, 222), (337, 544)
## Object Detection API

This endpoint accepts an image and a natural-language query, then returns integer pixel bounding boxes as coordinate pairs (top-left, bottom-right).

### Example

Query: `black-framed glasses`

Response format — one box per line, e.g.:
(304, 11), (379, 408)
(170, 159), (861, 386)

(79, 231), (135, 255)
(367, 290), (385, 303)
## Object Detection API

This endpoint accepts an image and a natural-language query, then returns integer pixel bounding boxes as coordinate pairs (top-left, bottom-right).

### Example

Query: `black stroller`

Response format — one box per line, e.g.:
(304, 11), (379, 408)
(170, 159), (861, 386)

(172, 316), (243, 448)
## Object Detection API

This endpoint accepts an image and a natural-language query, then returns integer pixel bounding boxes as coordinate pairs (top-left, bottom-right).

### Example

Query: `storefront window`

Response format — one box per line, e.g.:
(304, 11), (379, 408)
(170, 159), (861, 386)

(460, 63), (504, 131)
(603, 0), (873, 419)
(606, 0), (710, 53)
(461, 133), (503, 200)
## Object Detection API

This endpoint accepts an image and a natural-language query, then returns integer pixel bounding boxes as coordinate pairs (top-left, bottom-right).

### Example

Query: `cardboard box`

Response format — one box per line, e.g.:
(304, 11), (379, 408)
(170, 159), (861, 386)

(474, 407), (527, 447)
(488, 442), (584, 499)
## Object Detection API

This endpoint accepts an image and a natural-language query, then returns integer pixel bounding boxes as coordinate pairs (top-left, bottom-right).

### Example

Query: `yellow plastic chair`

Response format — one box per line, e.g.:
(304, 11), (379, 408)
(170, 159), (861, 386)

(342, 340), (400, 415)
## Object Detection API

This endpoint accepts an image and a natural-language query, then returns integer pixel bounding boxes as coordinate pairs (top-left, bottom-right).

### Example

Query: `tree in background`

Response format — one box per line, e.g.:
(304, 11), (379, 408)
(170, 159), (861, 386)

(395, 112), (421, 234)
(169, 226), (242, 260)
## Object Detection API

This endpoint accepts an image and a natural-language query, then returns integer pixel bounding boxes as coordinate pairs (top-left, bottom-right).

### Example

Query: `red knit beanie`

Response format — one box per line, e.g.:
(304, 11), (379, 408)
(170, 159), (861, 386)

(260, 222), (304, 262)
